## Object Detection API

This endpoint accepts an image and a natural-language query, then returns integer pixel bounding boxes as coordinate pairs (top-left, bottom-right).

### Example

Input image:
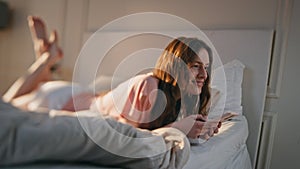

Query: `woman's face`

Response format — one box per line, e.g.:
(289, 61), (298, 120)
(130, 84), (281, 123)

(185, 48), (210, 95)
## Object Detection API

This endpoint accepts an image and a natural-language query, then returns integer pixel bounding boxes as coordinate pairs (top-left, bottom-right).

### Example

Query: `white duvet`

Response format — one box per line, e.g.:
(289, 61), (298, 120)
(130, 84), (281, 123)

(184, 115), (252, 169)
(0, 99), (189, 169)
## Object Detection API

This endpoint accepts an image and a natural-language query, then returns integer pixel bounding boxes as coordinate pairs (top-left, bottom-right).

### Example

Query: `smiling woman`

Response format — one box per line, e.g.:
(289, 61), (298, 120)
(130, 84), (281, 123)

(83, 28), (272, 169)
(185, 47), (210, 95)
(4, 18), (220, 142)
(91, 37), (219, 140)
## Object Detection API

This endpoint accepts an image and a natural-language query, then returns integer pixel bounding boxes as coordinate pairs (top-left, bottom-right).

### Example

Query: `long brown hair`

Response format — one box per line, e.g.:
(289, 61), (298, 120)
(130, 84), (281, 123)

(149, 37), (212, 129)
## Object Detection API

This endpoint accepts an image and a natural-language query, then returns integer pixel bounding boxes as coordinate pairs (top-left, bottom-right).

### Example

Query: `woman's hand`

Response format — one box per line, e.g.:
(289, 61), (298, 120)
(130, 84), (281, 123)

(198, 121), (220, 140)
(213, 121), (222, 134)
(171, 114), (221, 139)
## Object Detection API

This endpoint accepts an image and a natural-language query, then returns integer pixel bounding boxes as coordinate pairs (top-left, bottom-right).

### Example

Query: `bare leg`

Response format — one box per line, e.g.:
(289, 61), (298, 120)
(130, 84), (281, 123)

(3, 40), (63, 103)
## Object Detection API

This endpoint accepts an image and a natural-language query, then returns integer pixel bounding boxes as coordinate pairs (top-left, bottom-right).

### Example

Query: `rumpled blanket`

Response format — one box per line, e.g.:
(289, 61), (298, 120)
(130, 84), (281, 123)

(0, 99), (190, 169)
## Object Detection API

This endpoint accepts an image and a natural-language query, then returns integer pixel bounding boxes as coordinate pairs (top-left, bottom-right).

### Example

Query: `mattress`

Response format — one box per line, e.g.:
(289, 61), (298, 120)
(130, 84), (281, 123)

(184, 115), (252, 169)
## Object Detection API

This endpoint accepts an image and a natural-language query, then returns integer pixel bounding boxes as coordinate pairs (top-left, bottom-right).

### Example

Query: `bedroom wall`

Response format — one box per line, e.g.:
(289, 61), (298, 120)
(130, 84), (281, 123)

(0, 0), (66, 93)
(0, 0), (299, 169)
(266, 1), (300, 168)
(0, 0), (277, 92)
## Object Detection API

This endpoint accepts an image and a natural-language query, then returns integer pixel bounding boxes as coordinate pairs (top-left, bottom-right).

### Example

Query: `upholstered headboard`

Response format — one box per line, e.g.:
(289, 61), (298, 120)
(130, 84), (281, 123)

(204, 30), (272, 165)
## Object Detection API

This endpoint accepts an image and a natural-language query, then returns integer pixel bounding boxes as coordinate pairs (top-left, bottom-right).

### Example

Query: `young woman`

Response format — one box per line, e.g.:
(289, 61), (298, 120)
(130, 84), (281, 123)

(88, 37), (218, 139)
(4, 16), (220, 140)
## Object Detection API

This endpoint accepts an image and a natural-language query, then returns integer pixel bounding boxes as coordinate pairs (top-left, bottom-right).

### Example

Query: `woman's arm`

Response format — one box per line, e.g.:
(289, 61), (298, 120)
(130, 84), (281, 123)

(95, 75), (159, 128)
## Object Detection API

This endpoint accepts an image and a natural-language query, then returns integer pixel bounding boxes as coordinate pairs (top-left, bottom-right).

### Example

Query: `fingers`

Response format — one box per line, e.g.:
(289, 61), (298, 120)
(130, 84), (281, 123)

(184, 114), (222, 139)
(212, 121), (222, 134)
(195, 114), (207, 121)
(191, 118), (220, 139)
(188, 121), (211, 139)
(214, 127), (219, 134)
(199, 133), (210, 140)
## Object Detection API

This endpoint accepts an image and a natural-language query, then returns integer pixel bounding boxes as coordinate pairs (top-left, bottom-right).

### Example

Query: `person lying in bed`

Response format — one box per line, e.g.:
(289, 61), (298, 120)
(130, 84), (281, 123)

(0, 23), (192, 167)
(89, 37), (222, 140)
(0, 96), (190, 168)
(0, 49), (189, 168)
(3, 16), (221, 141)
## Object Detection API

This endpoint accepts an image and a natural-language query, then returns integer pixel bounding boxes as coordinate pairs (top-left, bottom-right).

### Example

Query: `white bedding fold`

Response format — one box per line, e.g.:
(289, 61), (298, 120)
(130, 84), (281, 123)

(0, 100), (190, 169)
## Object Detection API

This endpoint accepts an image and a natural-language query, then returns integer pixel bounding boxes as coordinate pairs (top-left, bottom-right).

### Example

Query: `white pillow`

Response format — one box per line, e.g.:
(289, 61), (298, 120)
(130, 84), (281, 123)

(211, 59), (245, 115)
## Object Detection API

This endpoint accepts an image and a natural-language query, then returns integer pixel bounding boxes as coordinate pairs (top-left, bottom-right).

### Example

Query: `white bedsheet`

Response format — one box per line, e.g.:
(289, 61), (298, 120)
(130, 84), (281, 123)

(184, 115), (252, 169)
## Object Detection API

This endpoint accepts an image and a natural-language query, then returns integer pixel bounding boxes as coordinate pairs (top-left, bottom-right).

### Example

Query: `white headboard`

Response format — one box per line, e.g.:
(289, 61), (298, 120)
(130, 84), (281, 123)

(204, 30), (272, 165)
(75, 29), (273, 166)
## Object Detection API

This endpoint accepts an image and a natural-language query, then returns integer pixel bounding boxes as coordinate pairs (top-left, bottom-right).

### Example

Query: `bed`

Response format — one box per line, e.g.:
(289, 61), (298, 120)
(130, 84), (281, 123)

(184, 116), (251, 169)
(74, 26), (272, 168)
(0, 16), (272, 168)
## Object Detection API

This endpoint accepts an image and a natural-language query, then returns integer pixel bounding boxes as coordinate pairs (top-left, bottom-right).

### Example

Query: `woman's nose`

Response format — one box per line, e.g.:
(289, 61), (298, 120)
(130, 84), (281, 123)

(197, 66), (207, 78)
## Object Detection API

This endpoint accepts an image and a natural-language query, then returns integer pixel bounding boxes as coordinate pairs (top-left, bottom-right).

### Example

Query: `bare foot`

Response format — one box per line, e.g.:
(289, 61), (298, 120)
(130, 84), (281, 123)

(47, 31), (63, 71)
(28, 15), (63, 78)
(27, 16), (49, 58)
(38, 41), (63, 81)
(48, 30), (63, 77)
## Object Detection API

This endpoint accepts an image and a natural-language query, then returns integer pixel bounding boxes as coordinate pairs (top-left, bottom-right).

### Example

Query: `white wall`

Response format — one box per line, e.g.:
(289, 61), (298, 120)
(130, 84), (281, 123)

(267, 1), (300, 168)
(0, 0), (66, 92)
(0, 0), (299, 168)
(0, 0), (277, 93)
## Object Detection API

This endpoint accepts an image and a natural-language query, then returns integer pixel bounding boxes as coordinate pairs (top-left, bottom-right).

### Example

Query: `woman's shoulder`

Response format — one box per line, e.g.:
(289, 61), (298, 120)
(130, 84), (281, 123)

(110, 73), (159, 94)
(135, 73), (159, 87)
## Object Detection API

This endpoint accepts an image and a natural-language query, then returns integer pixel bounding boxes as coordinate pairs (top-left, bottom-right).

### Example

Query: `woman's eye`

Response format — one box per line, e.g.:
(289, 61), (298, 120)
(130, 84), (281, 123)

(189, 63), (209, 71)
(192, 64), (200, 68)
(192, 64), (200, 69)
